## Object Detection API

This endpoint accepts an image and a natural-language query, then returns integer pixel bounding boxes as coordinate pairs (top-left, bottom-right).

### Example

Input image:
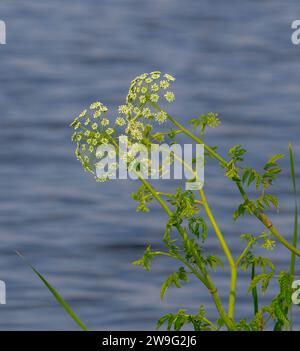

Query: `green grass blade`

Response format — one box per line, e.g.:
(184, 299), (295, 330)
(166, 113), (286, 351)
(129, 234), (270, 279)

(289, 144), (298, 278)
(17, 252), (88, 331)
(251, 263), (259, 316)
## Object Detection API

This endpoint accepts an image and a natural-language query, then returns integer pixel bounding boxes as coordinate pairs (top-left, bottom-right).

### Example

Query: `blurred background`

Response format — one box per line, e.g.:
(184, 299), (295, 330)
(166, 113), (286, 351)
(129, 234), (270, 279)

(0, 0), (299, 330)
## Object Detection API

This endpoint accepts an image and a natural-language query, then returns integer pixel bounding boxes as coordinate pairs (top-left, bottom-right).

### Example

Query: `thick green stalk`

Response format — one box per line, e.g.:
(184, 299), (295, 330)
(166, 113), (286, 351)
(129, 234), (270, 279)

(256, 212), (300, 257)
(200, 189), (237, 320)
(204, 272), (235, 331)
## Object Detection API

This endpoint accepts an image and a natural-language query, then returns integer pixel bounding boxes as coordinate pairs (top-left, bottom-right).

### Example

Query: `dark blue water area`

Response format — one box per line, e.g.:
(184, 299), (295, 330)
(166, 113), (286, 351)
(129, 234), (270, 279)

(0, 0), (299, 330)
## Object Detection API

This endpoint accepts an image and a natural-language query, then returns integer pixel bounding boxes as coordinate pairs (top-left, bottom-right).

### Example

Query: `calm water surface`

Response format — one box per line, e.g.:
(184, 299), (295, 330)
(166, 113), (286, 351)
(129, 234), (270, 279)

(0, 0), (299, 330)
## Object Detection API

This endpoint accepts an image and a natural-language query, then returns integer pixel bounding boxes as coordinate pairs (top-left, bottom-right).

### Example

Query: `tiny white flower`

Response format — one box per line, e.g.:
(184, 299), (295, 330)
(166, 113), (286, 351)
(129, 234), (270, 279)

(100, 106), (108, 112)
(93, 110), (101, 118)
(101, 118), (109, 126)
(164, 91), (175, 103)
(155, 111), (167, 124)
(118, 105), (129, 115)
(151, 83), (159, 92)
(140, 73), (148, 80)
(115, 117), (126, 126)
(74, 121), (81, 130)
(90, 102), (102, 109)
(151, 71), (161, 79)
(164, 74), (175, 81)
(139, 95), (147, 104)
(131, 129), (143, 140)
(142, 108), (152, 119)
(79, 109), (87, 118)
(150, 94), (159, 103)
(160, 80), (169, 89)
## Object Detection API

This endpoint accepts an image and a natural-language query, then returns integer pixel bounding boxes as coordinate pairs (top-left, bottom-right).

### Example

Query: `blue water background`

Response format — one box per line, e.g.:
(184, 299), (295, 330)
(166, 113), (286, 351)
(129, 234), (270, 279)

(0, 0), (299, 330)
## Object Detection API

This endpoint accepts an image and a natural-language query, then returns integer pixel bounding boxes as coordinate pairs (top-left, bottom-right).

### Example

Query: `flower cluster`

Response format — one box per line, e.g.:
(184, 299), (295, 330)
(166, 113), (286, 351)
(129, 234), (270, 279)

(123, 71), (176, 128)
(261, 238), (276, 251)
(205, 112), (220, 128)
(70, 102), (119, 176)
(70, 72), (177, 175)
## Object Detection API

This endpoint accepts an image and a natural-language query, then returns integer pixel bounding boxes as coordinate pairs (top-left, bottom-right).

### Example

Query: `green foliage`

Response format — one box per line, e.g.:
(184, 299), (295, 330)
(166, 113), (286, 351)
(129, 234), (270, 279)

(167, 188), (200, 219)
(132, 245), (157, 271)
(242, 154), (284, 192)
(190, 112), (220, 136)
(240, 251), (276, 273)
(157, 306), (215, 331)
(232, 153), (283, 222)
(225, 145), (247, 179)
(265, 272), (294, 331)
(188, 217), (207, 242)
(131, 184), (153, 212)
(160, 267), (189, 300)
(248, 272), (274, 295)
(235, 309), (269, 331)
(234, 194), (279, 221)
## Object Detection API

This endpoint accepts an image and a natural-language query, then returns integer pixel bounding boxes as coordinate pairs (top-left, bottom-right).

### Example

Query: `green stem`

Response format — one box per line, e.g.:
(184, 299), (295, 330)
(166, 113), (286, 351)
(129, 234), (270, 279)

(156, 249), (233, 330)
(256, 212), (300, 257)
(151, 102), (226, 167)
(288, 143), (298, 278)
(288, 143), (298, 331)
(139, 178), (173, 216)
(200, 189), (237, 320)
(251, 263), (259, 315)
(235, 241), (253, 268)
(202, 271), (235, 331)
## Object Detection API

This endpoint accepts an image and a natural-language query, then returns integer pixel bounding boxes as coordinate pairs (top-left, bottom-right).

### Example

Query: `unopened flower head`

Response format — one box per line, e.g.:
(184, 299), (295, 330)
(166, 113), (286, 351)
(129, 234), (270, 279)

(262, 238), (276, 251)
